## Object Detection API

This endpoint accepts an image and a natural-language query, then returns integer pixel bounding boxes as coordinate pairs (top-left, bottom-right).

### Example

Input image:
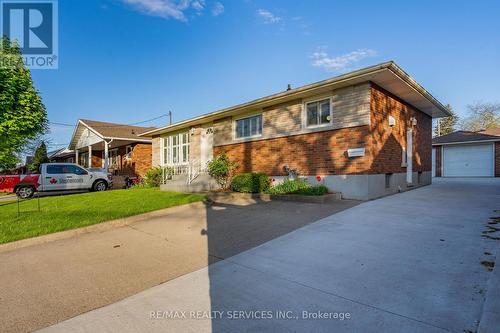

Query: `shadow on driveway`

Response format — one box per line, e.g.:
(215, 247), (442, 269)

(0, 198), (359, 333)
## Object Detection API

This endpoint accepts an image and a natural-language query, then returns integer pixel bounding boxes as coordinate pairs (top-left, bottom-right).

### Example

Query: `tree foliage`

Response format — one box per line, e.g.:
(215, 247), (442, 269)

(461, 101), (500, 132)
(0, 36), (48, 171)
(29, 141), (49, 173)
(434, 104), (459, 136)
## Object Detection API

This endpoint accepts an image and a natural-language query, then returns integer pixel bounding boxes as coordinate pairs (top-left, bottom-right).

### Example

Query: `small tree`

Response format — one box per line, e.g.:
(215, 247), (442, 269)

(461, 101), (500, 132)
(141, 167), (164, 187)
(0, 36), (48, 171)
(207, 154), (238, 189)
(434, 104), (459, 136)
(30, 141), (49, 173)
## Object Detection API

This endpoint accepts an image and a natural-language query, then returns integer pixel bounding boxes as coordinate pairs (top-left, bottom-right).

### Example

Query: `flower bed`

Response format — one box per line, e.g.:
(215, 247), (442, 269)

(267, 179), (329, 196)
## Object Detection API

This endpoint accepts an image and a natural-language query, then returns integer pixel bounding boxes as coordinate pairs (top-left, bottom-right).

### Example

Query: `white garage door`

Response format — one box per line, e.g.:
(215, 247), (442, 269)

(443, 144), (494, 177)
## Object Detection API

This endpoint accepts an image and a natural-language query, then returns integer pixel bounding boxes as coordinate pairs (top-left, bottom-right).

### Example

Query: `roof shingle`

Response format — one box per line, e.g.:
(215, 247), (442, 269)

(80, 119), (156, 140)
(432, 130), (500, 145)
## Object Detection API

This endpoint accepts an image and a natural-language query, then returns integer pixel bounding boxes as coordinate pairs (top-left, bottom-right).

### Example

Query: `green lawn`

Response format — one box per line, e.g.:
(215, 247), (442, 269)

(0, 188), (205, 244)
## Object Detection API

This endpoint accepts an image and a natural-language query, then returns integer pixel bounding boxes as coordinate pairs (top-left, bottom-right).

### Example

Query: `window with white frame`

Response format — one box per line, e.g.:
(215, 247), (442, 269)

(235, 114), (262, 139)
(306, 98), (331, 127)
(181, 132), (190, 163)
(162, 132), (190, 165)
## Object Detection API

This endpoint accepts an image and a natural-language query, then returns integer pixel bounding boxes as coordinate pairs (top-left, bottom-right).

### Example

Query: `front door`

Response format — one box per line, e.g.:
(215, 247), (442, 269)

(406, 129), (413, 184)
(200, 127), (214, 169)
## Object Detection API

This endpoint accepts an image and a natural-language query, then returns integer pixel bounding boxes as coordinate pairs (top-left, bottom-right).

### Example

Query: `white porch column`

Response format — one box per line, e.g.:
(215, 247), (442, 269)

(104, 141), (109, 170)
(88, 145), (92, 168)
(75, 149), (79, 165)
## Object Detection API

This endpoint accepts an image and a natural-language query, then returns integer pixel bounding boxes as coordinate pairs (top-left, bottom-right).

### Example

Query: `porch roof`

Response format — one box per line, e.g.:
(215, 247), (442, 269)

(139, 61), (450, 137)
(69, 119), (155, 150)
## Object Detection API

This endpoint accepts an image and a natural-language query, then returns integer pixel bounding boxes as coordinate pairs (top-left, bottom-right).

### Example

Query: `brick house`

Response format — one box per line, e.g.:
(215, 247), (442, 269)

(432, 129), (500, 177)
(139, 62), (450, 199)
(68, 119), (155, 177)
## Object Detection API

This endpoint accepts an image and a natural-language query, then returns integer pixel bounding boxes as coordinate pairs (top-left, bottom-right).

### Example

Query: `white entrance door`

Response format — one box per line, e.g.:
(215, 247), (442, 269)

(200, 128), (214, 169)
(406, 129), (413, 183)
(443, 144), (494, 177)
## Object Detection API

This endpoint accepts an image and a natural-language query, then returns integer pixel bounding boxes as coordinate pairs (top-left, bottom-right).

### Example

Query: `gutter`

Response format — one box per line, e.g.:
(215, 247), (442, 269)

(432, 139), (500, 146)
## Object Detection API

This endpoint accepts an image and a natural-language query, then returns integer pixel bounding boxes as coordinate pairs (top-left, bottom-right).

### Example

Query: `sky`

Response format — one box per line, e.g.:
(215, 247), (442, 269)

(29, 0), (500, 150)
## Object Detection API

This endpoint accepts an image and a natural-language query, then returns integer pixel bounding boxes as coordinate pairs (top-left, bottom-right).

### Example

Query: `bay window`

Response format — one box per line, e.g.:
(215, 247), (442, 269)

(162, 132), (190, 165)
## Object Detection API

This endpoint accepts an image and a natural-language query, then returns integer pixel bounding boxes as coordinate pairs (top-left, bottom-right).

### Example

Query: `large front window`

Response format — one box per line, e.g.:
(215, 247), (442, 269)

(306, 98), (331, 127)
(163, 132), (190, 165)
(235, 114), (262, 139)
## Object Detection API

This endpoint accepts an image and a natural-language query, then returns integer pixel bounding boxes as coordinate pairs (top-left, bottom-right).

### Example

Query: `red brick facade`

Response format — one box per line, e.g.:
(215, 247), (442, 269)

(370, 84), (432, 174)
(496, 142), (500, 177)
(128, 143), (153, 177)
(214, 83), (432, 176)
(434, 146), (442, 177)
(214, 125), (372, 176)
(88, 143), (152, 177)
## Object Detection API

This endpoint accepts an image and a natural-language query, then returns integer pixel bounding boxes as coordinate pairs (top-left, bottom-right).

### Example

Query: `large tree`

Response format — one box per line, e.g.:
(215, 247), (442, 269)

(461, 101), (500, 132)
(0, 36), (48, 171)
(29, 141), (49, 173)
(434, 104), (459, 136)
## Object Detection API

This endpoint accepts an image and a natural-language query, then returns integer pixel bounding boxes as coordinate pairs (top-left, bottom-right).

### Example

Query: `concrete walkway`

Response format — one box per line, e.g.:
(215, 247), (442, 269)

(39, 178), (500, 333)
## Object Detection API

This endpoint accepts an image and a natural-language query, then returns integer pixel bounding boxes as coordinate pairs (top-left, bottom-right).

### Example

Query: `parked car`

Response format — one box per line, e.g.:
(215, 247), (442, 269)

(0, 163), (113, 199)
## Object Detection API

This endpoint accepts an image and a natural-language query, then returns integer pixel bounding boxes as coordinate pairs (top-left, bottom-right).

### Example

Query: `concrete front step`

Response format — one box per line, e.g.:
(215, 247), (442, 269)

(161, 173), (219, 193)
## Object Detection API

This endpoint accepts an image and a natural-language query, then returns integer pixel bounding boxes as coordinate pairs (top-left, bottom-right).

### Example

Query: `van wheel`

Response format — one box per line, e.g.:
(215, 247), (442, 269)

(16, 186), (35, 199)
(93, 180), (107, 192)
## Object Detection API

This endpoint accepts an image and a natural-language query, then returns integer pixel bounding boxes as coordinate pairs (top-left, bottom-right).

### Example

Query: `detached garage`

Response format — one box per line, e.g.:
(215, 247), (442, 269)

(432, 130), (500, 178)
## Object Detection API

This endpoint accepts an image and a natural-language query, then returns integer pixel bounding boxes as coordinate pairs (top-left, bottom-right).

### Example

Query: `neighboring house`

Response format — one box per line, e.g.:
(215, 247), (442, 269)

(68, 119), (155, 177)
(139, 62), (450, 200)
(432, 129), (500, 177)
(48, 148), (75, 163)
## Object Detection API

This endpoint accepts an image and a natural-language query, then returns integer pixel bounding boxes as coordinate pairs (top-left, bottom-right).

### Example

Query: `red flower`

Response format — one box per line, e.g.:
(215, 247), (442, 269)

(316, 176), (321, 182)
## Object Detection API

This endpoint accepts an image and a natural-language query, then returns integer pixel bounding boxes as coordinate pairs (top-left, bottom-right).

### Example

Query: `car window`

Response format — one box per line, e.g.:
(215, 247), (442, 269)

(46, 165), (64, 174)
(61, 165), (88, 175)
(47, 165), (88, 175)
(73, 166), (88, 175)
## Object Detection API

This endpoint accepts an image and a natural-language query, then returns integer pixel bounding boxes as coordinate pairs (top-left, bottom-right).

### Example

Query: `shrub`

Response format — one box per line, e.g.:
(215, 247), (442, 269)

(267, 179), (329, 196)
(142, 167), (163, 187)
(231, 172), (270, 193)
(207, 154), (238, 189)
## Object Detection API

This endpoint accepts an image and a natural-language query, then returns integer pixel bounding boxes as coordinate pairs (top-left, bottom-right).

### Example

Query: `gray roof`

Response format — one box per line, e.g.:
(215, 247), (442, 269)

(80, 119), (156, 140)
(432, 130), (500, 145)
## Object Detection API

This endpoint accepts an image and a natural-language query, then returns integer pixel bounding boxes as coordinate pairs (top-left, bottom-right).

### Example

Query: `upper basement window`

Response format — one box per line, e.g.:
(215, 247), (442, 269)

(235, 114), (262, 139)
(306, 98), (331, 128)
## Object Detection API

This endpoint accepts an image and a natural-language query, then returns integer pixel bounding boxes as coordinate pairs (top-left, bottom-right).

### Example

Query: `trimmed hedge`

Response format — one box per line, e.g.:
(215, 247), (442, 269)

(231, 173), (271, 193)
(267, 179), (329, 196)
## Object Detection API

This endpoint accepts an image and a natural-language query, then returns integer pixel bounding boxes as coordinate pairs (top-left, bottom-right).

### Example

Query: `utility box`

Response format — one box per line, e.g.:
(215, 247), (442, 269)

(347, 148), (365, 157)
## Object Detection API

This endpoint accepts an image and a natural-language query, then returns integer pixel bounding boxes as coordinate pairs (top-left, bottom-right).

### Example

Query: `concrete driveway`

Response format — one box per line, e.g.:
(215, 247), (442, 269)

(38, 178), (500, 333)
(0, 197), (358, 333)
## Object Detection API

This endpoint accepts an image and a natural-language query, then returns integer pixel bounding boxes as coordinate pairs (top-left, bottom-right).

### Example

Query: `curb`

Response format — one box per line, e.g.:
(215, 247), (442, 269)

(0, 201), (206, 254)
